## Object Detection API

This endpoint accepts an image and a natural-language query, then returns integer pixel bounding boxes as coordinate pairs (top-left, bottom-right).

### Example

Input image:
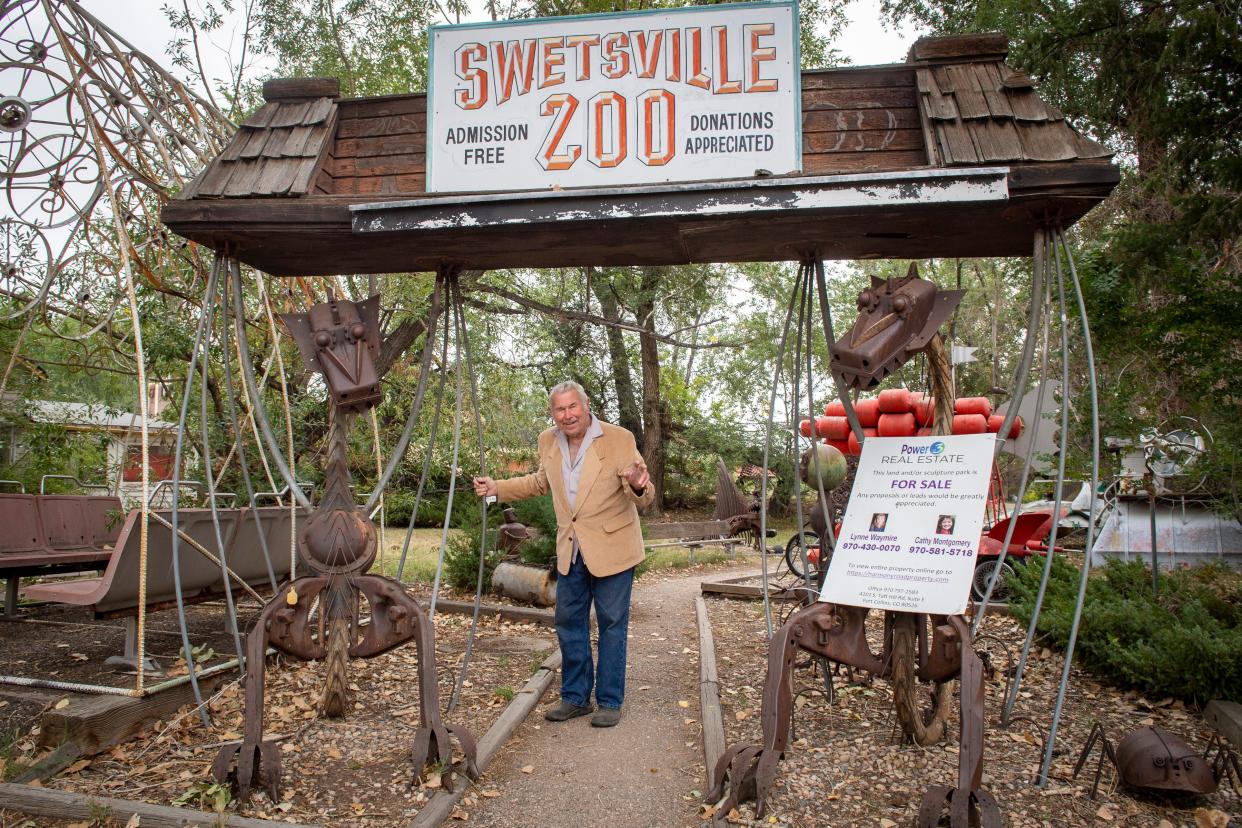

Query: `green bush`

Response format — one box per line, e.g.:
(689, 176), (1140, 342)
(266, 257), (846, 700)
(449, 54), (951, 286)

(443, 531), (507, 592)
(381, 491), (450, 528)
(1009, 557), (1242, 705)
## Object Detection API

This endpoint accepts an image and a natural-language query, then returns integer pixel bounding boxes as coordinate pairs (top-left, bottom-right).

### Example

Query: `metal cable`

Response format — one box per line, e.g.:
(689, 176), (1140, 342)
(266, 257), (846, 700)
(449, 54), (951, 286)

(364, 279), (446, 513)
(995, 232), (1050, 452)
(758, 265), (803, 638)
(396, 300), (451, 581)
(1003, 230), (1072, 727)
(229, 259), (312, 510)
(219, 272), (277, 591)
(803, 259), (837, 591)
(788, 264), (812, 592)
(449, 279), (491, 713)
(429, 273), (466, 619)
(1039, 227), (1102, 785)
(973, 255), (1053, 634)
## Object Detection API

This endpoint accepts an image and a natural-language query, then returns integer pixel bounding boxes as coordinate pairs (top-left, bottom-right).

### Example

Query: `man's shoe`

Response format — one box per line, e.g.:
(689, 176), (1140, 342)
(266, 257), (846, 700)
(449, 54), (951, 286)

(544, 701), (593, 722)
(591, 707), (622, 728)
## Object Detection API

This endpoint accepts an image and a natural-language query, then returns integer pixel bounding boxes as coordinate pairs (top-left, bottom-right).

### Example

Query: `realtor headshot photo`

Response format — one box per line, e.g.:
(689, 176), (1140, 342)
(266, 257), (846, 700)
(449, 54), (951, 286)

(869, 512), (889, 532)
(935, 514), (956, 535)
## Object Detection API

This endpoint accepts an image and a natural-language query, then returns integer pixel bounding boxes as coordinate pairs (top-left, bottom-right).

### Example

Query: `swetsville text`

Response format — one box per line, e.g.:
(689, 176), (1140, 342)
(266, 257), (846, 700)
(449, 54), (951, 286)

(427, 2), (800, 193)
(820, 434), (995, 616)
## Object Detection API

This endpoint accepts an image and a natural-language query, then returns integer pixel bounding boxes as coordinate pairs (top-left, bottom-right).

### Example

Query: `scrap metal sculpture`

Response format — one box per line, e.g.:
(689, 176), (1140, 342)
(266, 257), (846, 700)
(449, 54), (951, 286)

(212, 296), (478, 799)
(831, 262), (964, 391)
(1073, 724), (1241, 799)
(708, 267), (998, 826)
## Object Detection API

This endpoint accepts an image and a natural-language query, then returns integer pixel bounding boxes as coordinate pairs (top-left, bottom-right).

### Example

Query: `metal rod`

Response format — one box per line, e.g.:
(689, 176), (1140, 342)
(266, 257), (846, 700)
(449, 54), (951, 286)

(804, 259), (838, 577)
(789, 264), (811, 592)
(1040, 227), (1103, 785)
(812, 260), (866, 450)
(228, 258), (312, 510)
(994, 233), (1049, 452)
(973, 257), (1053, 634)
(364, 278), (445, 513)
(396, 300), (451, 582)
(1003, 230), (1071, 728)
(449, 279), (490, 713)
(758, 265), (803, 638)
(429, 271), (466, 619)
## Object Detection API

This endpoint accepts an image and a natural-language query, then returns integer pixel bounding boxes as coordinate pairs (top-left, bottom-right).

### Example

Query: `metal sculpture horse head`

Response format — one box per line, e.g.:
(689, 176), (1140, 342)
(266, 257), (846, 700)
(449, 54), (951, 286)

(831, 263), (964, 391)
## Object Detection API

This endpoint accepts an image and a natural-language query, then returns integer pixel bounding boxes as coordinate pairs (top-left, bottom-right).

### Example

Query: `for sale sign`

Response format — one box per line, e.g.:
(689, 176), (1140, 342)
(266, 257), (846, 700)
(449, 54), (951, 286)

(819, 434), (994, 615)
(427, 2), (800, 193)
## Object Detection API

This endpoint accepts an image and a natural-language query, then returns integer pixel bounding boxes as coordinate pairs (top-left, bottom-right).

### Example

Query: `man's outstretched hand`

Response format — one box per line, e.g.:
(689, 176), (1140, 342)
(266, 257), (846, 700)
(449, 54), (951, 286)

(620, 461), (649, 493)
(473, 476), (498, 498)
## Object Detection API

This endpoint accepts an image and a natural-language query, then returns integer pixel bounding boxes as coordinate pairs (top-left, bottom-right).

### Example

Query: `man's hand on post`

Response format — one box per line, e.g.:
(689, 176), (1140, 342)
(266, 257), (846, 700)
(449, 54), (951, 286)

(620, 461), (649, 493)
(472, 476), (498, 498)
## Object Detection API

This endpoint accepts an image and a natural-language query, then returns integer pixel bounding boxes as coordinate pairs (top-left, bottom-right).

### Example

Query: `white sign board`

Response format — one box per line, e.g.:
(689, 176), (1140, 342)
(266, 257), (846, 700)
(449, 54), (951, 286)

(819, 434), (995, 615)
(427, 2), (800, 193)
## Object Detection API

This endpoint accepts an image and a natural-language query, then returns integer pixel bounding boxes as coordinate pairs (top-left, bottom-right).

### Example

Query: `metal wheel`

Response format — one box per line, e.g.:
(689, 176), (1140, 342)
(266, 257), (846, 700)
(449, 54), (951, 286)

(784, 530), (825, 580)
(972, 558), (1016, 602)
(890, 612), (953, 746)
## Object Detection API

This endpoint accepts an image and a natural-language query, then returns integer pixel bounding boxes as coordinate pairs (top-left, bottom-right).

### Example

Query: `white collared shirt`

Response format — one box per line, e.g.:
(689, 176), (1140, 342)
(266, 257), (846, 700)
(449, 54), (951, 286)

(555, 414), (604, 563)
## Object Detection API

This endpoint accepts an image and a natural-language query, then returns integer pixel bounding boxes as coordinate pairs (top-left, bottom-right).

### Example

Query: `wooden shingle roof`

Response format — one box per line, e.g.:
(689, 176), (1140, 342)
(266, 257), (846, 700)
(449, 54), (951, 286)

(909, 34), (1111, 166)
(182, 78), (340, 198)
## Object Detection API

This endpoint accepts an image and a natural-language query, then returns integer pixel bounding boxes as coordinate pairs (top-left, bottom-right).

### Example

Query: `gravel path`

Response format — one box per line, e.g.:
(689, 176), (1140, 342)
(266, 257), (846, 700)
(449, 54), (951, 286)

(464, 564), (756, 828)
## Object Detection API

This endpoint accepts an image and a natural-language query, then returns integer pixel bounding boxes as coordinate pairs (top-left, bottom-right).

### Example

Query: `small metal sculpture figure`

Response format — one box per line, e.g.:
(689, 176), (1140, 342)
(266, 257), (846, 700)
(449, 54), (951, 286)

(1073, 723), (1241, 799)
(496, 508), (533, 558)
(831, 262), (964, 391)
(212, 296), (478, 800)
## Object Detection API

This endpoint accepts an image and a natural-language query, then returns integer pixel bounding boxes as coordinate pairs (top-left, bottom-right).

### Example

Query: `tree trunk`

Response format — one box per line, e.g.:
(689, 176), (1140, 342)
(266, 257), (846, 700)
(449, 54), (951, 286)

(590, 268), (644, 447)
(636, 267), (666, 513)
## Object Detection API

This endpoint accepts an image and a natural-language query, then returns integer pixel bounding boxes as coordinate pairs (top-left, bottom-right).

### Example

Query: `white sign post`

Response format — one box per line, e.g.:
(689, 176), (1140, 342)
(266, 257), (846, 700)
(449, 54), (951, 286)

(427, 2), (800, 193)
(820, 434), (995, 615)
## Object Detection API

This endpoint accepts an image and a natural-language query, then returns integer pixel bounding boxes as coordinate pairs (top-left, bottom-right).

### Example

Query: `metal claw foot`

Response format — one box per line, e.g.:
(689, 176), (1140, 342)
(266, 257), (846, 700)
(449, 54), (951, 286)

(211, 738), (282, 801)
(410, 722), (480, 792)
(706, 743), (784, 818)
(917, 785), (1001, 828)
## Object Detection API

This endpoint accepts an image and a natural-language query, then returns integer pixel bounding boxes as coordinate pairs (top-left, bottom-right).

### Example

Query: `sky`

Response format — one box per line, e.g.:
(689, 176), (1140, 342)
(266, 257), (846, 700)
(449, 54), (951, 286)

(86, 0), (924, 98)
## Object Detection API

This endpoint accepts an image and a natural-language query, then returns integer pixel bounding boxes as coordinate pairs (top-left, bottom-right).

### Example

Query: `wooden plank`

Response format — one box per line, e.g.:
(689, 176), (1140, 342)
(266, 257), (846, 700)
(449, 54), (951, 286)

(802, 87), (917, 111)
(334, 133), (429, 159)
(699, 580), (781, 599)
(288, 108), (339, 194)
(408, 650), (562, 828)
(218, 132), (251, 163)
(274, 124), (314, 158)
(1016, 121), (1079, 162)
(424, 597), (554, 626)
(236, 127), (274, 160)
(909, 33), (1009, 62)
(968, 120), (1022, 161)
(333, 173), (424, 195)
(804, 128), (924, 154)
(330, 150), (425, 177)
(1007, 89), (1052, 121)
(337, 113), (426, 139)
(645, 520), (730, 540)
(270, 100), (312, 129)
(801, 149), (929, 173)
(1204, 700), (1242, 751)
(221, 159), (267, 197)
(695, 595), (726, 780)
(240, 101), (279, 129)
(38, 675), (227, 756)
(916, 68), (958, 121)
(0, 782), (319, 828)
(252, 157), (300, 196)
(800, 67), (914, 90)
(342, 95), (427, 119)
(945, 64), (989, 118)
(262, 76), (340, 100)
(803, 107), (921, 132)
(935, 120), (980, 164)
(303, 96), (335, 125)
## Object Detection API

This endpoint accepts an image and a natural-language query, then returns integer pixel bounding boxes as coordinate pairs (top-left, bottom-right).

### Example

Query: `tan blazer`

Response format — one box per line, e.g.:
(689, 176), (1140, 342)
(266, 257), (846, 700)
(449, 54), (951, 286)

(495, 420), (654, 577)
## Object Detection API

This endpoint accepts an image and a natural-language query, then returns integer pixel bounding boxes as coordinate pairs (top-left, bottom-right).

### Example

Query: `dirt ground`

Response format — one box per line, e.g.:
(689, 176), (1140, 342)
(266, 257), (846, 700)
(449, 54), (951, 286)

(707, 573), (1242, 828)
(2, 558), (1240, 828)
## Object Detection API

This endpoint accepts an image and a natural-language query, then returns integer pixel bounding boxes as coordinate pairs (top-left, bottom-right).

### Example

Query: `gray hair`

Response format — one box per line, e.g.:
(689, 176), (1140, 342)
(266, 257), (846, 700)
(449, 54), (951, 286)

(548, 380), (588, 408)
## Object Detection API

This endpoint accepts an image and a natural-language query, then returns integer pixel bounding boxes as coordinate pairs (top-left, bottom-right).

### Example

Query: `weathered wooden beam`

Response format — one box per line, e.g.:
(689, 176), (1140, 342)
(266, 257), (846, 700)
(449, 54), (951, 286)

(695, 596), (726, 779)
(0, 782), (319, 828)
(263, 77), (341, 101)
(422, 597), (553, 627)
(407, 650), (563, 827)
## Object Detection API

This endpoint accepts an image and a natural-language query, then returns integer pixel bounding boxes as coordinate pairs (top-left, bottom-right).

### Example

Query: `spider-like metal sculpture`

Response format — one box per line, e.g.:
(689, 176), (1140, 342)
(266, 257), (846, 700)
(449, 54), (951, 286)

(211, 295), (478, 799)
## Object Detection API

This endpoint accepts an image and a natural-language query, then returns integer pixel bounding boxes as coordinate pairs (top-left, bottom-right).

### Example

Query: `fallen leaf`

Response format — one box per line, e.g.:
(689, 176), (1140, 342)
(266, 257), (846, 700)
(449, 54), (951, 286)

(1096, 805), (1114, 821)
(124, 815), (141, 828)
(520, 764), (534, 774)
(1194, 808), (1230, 828)
(880, 820), (898, 828)
(54, 697), (70, 710)
(678, 700), (690, 708)
(424, 772), (442, 789)
(481, 789), (500, 798)
(64, 759), (91, 774)
(326, 746), (342, 760)
(451, 808), (469, 821)
(735, 709), (751, 721)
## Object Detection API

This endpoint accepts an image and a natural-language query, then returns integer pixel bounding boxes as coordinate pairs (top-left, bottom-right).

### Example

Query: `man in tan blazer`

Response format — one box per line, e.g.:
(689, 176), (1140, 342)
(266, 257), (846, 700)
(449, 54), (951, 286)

(474, 381), (652, 727)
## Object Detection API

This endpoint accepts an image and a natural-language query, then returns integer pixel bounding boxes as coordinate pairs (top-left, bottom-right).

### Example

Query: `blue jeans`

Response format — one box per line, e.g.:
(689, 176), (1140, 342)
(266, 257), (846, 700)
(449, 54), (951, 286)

(554, 554), (634, 710)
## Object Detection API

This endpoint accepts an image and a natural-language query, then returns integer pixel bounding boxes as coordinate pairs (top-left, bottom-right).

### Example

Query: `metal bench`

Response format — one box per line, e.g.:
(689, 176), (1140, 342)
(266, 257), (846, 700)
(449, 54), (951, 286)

(644, 520), (752, 563)
(0, 493), (123, 615)
(22, 506), (302, 670)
